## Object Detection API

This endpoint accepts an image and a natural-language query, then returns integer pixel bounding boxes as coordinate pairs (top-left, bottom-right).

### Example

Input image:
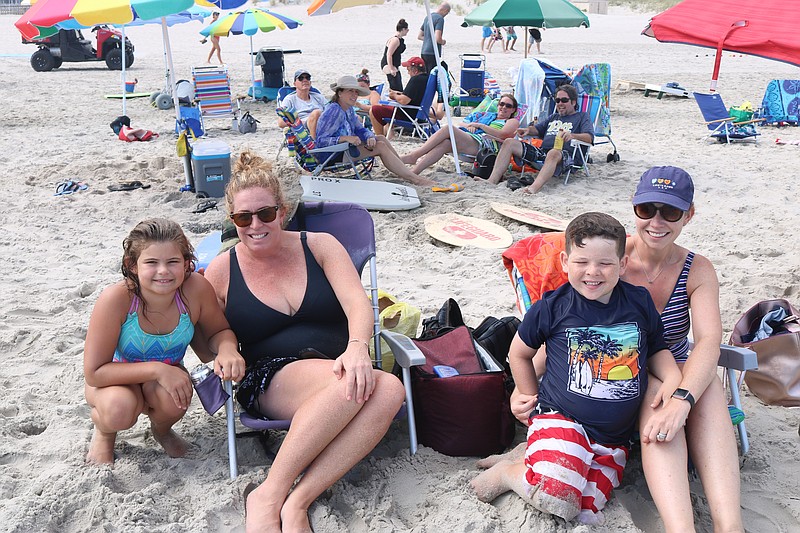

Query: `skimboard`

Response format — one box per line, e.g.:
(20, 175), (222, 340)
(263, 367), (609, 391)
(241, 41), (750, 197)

(424, 214), (513, 249)
(490, 202), (568, 231)
(194, 231), (221, 271)
(300, 175), (420, 211)
(104, 92), (153, 99)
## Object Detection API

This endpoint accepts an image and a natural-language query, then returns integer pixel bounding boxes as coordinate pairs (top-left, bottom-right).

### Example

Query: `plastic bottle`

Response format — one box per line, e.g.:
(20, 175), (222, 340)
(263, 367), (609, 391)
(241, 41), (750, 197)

(553, 129), (564, 150)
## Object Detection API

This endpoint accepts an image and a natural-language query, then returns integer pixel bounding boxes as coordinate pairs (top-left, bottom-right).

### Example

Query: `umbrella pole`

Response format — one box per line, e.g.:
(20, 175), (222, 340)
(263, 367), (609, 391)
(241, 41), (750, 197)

(524, 26), (528, 59)
(711, 20), (747, 92)
(121, 25), (127, 116)
(424, 0), (463, 176)
(250, 35), (256, 101)
(161, 18), (181, 122)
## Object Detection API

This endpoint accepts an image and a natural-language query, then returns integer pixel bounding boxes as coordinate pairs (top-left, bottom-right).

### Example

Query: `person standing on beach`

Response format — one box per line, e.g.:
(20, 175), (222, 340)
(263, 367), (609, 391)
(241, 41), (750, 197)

(418, 2), (450, 73)
(200, 12), (223, 65)
(83, 219), (244, 465)
(527, 27), (543, 54)
(505, 26), (518, 52)
(381, 19), (409, 92)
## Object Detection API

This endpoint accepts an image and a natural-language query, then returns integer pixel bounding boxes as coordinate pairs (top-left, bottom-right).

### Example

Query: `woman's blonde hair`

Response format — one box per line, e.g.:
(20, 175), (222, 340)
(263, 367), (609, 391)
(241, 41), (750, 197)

(224, 149), (287, 214)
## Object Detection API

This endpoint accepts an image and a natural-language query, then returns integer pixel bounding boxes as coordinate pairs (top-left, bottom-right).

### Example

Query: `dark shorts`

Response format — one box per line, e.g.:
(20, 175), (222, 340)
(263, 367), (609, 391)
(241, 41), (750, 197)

(237, 356), (300, 416)
(529, 29), (542, 42)
(517, 142), (573, 177)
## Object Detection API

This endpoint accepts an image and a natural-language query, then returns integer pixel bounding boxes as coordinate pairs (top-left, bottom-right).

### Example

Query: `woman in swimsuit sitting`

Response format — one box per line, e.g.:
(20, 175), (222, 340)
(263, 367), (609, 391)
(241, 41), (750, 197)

(83, 218), (244, 465)
(400, 93), (520, 175)
(201, 150), (406, 532)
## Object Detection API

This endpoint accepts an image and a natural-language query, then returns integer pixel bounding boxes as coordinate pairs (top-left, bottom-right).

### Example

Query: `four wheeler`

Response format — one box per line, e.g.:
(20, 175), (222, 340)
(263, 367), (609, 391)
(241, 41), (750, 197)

(23, 25), (134, 72)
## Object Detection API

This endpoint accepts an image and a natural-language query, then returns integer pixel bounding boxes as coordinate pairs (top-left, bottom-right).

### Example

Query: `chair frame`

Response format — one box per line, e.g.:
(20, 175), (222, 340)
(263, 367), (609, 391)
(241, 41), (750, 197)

(192, 65), (241, 131)
(693, 92), (764, 144)
(383, 73), (441, 140)
(218, 202), (426, 479)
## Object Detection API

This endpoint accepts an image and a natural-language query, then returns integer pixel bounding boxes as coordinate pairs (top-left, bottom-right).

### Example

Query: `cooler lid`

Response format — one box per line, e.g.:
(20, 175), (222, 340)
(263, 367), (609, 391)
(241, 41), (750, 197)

(192, 139), (231, 159)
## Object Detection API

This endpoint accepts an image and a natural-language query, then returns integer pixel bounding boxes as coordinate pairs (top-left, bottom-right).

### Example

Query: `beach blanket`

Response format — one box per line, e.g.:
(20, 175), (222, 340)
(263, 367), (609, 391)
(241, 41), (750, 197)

(501, 232), (567, 313)
(760, 80), (800, 125)
(573, 63), (612, 137)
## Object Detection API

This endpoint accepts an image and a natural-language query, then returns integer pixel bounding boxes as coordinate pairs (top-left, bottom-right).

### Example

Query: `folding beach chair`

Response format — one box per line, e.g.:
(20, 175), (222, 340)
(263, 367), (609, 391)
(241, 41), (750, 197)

(501, 233), (758, 455)
(274, 85), (325, 160)
(191, 65), (241, 130)
(693, 92), (763, 144)
(216, 202), (426, 478)
(277, 108), (375, 180)
(382, 72), (440, 140)
(572, 63), (619, 162)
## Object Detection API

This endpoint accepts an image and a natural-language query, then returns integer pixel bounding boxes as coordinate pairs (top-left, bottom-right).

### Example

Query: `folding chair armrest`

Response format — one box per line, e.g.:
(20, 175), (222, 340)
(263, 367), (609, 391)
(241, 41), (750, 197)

(688, 340), (758, 371)
(308, 142), (350, 154)
(705, 117), (735, 125)
(570, 139), (593, 148)
(733, 118), (766, 126)
(380, 330), (426, 368)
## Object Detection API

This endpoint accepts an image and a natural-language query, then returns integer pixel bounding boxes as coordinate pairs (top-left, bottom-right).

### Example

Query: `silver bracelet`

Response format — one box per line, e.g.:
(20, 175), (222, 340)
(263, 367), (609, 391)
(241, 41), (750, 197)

(347, 338), (369, 349)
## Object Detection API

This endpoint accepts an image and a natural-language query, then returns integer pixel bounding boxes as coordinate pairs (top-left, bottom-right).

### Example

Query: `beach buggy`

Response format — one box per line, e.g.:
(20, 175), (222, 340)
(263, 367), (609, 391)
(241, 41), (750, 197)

(22, 25), (134, 72)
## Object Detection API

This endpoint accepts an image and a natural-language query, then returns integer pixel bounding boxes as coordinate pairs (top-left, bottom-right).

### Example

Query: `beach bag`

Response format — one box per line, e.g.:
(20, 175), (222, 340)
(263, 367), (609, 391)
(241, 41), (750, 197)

(730, 299), (800, 406)
(119, 126), (158, 142)
(238, 111), (259, 134)
(510, 138), (544, 173)
(467, 138), (499, 180)
(472, 315), (521, 374)
(371, 290), (421, 370)
(729, 101), (754, 122)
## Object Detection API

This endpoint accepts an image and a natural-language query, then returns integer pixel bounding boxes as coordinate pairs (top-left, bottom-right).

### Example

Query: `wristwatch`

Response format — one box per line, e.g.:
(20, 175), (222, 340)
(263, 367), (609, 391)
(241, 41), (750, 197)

(672, 388), (696, 409)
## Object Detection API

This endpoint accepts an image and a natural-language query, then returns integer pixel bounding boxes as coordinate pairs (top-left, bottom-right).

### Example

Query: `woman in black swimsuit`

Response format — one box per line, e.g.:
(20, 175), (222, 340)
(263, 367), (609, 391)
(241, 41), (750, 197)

(202, 150), (405, 533)
(381, 19), (409, 91)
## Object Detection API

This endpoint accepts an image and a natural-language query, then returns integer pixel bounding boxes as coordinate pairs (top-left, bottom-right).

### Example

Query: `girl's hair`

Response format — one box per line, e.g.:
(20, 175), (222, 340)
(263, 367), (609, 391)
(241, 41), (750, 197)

(498, 93), (518, 112)
(225, 150), (287, 215)
(356, 68), (370, 84)
(397, 19), (408, 31)
(121, 218), (196, 315)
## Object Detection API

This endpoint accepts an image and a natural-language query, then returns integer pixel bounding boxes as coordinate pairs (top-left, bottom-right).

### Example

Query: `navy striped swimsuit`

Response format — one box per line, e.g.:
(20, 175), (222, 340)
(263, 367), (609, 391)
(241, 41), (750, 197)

(661, 252), (694, 362)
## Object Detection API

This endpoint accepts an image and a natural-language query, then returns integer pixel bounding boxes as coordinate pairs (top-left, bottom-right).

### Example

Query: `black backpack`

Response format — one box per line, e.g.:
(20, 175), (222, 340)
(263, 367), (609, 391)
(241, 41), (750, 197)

(467, 140), (498, 180)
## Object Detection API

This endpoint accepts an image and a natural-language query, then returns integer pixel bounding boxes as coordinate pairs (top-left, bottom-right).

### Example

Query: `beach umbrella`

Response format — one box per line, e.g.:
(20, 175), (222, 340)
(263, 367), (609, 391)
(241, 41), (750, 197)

(307, 0), (464, 176)
(461, 0), (589, 58)
(200, 8), (303, 99)
(642, 0), (800, 92)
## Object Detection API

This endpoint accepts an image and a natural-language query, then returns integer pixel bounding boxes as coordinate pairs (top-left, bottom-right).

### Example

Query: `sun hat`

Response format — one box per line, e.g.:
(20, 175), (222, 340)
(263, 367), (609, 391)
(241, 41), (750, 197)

(401, 56), (425, 69)
(330, 75), (370, 96)
(633, 166), (695, 211)
(293, 69), (311, 80)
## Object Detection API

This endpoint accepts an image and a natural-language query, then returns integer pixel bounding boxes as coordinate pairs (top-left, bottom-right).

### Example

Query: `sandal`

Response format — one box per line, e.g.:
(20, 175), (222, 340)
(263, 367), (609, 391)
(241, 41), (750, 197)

(108, 181), (151, 192)
(431, 183), (464, 193)
(192, 200), (218, 214)
(54, 180), (89, 196)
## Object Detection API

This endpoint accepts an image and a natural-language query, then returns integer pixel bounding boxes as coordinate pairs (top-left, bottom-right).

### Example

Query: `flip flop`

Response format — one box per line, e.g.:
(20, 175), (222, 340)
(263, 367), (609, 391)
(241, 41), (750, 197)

(55, 180), (89, 196)
(192, 200), (218, 214)
(108, 181), (151, 192)
(431, 183), (464, 193)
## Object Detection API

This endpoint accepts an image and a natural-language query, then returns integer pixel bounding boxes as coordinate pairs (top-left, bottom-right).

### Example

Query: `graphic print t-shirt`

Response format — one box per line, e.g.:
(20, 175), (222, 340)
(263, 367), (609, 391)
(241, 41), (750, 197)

(534, 111), (594, 157)
(519, 280), (668, 445)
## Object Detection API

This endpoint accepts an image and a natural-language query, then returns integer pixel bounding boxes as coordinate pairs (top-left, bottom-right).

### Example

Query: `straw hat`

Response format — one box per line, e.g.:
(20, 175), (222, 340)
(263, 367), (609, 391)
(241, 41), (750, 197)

(330, 75), (370, 96)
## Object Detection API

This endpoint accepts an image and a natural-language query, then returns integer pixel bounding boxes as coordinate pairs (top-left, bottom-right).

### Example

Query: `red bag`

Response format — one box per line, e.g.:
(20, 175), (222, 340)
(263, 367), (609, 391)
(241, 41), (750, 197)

(411, 325), (515, 457)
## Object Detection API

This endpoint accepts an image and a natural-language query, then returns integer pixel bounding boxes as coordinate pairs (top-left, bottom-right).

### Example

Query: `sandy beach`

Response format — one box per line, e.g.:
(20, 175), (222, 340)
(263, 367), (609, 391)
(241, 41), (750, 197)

(1, 2), (800, 531)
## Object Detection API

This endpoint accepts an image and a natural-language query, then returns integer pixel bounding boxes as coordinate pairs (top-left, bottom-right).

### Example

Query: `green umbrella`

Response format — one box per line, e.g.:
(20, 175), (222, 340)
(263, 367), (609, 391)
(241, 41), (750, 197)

(462, 0), (589, 28)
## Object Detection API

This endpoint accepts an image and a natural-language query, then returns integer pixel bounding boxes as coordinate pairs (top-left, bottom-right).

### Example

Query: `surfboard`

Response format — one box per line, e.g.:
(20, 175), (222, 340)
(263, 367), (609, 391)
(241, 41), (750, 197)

(424, 214), (513, 249)
(194, 231), (221, 271)
(300, 175), (421, 211)
(104, 92), (153, 99)
(490, 202), (568, 231)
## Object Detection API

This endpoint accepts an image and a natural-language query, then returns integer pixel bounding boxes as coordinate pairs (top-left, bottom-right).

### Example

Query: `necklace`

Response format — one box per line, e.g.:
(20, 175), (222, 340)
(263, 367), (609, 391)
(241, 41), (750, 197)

(633, 242), (669, 284)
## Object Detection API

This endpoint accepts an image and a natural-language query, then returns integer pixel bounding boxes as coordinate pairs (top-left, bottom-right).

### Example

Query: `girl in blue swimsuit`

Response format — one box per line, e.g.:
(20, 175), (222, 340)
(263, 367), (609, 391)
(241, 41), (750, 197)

(83, 218), (244, 465)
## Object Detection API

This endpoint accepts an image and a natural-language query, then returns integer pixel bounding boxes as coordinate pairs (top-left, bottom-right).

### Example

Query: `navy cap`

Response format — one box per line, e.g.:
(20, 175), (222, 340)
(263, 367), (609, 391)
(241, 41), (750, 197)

(633, 166), (695, 211)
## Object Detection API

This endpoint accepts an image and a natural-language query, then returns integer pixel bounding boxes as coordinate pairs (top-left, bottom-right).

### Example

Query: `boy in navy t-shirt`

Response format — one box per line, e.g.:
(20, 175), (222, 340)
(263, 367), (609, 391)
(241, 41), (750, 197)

(471, 212), (683, 525)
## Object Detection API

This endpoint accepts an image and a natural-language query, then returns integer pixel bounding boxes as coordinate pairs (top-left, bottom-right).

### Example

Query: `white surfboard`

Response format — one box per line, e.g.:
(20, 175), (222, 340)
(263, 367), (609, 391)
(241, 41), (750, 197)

(194, 231), (221, 271)
(424, 214), (513, 249)
(300, 175), (420, 211)
(490, 202), (568, 231)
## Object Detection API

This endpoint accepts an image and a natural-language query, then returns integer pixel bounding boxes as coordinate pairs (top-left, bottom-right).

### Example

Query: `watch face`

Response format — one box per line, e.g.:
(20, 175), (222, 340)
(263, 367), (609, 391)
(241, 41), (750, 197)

(674, 389), (688, 399)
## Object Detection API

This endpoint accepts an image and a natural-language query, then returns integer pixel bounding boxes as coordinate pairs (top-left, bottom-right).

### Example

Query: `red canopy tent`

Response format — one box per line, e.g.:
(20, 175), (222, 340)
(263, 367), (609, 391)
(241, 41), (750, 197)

(642, 0), (800, 92)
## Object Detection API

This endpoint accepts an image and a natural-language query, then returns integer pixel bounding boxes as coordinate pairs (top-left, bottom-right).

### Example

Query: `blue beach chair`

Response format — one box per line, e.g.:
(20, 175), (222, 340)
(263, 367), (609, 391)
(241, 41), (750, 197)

(694, 92), (763, 143)
(382, 72), (440, 140)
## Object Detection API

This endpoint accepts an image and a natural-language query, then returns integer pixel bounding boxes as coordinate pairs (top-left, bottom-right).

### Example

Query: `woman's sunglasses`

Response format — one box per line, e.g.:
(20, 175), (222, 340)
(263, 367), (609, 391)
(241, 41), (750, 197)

(497, 101), (516, 109)
(554, 97), (571, 104)
(230, 205), (280, 227)
(634, 203), (684, 223)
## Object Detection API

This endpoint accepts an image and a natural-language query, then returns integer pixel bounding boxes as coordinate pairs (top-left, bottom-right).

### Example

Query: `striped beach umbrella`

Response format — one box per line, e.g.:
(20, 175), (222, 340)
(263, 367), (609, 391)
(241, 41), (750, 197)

(307, 0), (384, 17)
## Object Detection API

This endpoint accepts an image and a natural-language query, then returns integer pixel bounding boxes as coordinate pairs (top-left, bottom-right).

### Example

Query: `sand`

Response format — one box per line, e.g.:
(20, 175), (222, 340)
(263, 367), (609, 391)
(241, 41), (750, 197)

(1, 2), (800, 532)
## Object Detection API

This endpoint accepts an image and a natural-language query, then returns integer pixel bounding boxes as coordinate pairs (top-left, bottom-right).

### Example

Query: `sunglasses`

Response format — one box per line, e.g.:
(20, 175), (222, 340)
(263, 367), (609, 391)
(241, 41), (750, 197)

(554, 97), (571, 104)
(296, 75), (311, 81)
(230, 205), (280, 227)
(497, 101), (516, 109)
(634, 203), (684, 223)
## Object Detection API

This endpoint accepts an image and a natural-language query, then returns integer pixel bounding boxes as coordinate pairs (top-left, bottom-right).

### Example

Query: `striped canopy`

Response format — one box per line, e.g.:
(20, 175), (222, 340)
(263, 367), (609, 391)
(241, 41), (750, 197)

(307, 0), (384, 17)
(200, 8), (302, 37)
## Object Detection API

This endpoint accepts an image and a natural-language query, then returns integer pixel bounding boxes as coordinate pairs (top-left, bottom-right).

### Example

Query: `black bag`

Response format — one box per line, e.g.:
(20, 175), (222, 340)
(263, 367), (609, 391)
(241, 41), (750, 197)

(110, 115), (131, 135)
(238, 111), (259, 134)
(467, 138), (499, 180)
(411, 325), (515, 457)
(473, 315), (521, 373)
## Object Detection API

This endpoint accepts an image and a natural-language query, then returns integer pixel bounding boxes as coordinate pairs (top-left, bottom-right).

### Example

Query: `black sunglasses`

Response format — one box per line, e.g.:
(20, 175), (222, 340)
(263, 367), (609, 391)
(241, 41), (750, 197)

(634, 203), (684, 223)
(554, 97), (571, 104)
(497, 101), (516, 109)
(230, 205), (280, 227)
(296, 75), (311, 81)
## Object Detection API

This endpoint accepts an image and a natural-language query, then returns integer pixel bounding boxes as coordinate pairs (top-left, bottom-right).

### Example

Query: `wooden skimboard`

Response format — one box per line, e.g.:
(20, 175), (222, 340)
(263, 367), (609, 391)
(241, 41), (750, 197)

(300, 175), (420, 211)
(424, 214), (513, 249)
(194, 231), (221, 271)
(104, 92), (153, 99)
(491, 202), (568, 231)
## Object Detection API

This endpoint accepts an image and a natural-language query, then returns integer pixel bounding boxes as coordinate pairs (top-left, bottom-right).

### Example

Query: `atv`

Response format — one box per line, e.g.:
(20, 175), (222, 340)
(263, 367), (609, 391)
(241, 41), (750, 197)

(23, 25), (134, 72)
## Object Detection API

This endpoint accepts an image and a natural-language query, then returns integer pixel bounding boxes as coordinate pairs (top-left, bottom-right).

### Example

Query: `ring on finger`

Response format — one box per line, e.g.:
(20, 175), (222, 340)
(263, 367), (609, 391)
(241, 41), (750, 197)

(656, 432), (667, 441)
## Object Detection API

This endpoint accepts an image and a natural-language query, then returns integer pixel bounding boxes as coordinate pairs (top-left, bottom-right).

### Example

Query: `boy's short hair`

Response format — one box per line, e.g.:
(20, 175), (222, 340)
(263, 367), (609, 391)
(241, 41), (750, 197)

(564, 212), (626, 258)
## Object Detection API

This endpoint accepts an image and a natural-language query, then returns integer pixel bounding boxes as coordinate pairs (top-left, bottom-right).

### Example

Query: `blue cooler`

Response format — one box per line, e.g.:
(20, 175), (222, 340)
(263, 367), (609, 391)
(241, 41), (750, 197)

(191, 140), (231, 198)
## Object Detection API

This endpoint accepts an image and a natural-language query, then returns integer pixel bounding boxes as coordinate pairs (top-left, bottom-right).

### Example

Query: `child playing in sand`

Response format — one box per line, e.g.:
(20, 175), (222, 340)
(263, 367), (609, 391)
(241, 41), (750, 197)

(83, 218), (244, 465)
(471, 212), (685, 525)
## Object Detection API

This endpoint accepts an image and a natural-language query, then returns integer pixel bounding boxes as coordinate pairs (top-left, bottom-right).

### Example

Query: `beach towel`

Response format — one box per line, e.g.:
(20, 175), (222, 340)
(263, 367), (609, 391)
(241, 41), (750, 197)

(572, 63), (612, 137)
(502, 232), (567, 313)
(760, 80), (800, 125)
(119, 126), (158, 142)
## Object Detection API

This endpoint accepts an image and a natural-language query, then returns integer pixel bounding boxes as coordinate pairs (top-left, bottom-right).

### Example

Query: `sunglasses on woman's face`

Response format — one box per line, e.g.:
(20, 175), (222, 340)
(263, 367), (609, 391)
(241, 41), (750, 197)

(230, 205), (280, 227)
(634, 203), (684, 223)
(497, 101), (515, 109)
(554, 97), (571, 104)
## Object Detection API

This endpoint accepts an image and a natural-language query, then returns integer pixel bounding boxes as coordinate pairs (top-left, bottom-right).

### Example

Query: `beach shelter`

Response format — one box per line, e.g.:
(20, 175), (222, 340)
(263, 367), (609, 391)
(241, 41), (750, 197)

(308, 0), (465, 175)
(642, 0), (800, 92)
(461, 0), (589, 58)
(200, 8), (303, 99)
